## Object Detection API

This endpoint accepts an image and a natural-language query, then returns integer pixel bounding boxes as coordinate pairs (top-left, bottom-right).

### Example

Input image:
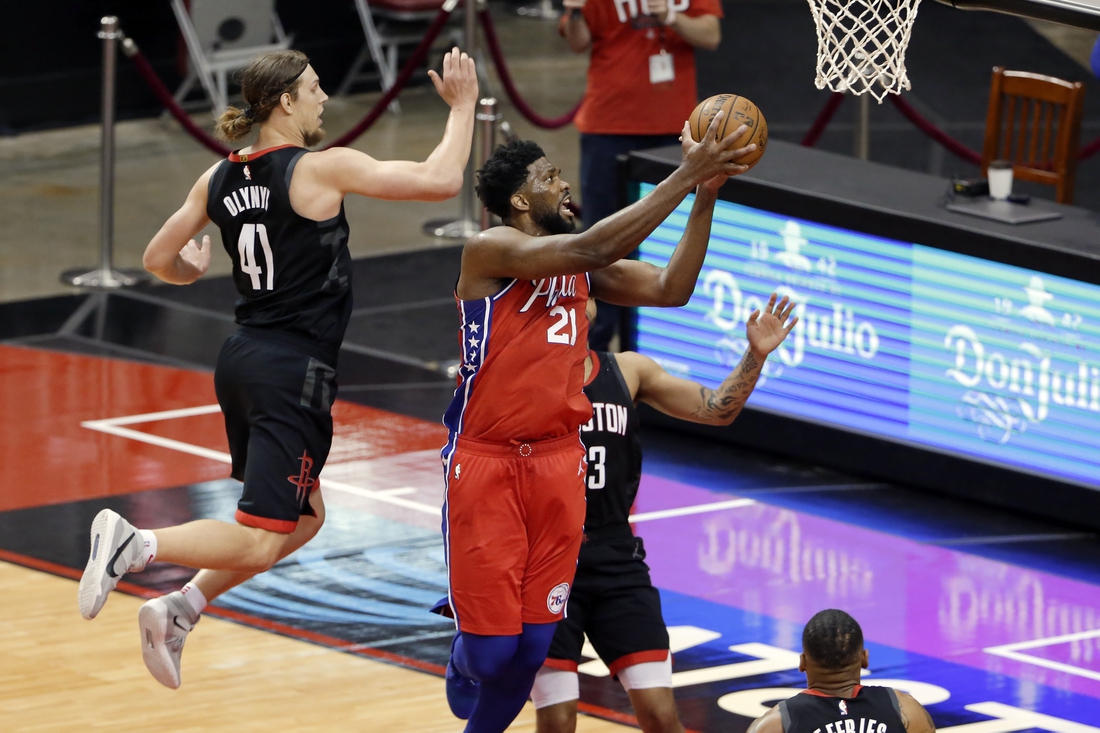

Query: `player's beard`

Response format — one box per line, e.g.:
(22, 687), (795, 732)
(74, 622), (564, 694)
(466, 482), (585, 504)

(302, 125), (326, 148)
(532, 197), (576, 235)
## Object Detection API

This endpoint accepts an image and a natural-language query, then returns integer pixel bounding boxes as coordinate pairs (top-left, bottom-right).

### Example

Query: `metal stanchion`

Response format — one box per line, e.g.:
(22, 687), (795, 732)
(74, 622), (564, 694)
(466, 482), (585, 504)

(422, 0), (483, 240)
(853, 93), (871, 161)
(477, 97), (500, 231)
(61, 17), (148, 289)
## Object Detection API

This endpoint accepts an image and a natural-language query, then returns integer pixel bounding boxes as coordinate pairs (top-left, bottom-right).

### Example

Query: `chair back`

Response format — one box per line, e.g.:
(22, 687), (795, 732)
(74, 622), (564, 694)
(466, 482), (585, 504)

(982, 67), (1085, 204)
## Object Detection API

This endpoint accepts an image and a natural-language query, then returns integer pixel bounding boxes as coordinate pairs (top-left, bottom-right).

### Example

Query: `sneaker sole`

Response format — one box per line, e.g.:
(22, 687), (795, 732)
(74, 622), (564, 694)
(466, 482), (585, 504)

(138, 600), (182, 689)
(78, 509), (124, 620)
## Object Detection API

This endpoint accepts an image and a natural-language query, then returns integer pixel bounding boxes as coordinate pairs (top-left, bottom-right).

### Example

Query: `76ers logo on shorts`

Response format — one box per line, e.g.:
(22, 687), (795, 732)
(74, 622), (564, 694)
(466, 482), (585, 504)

(547, 582), (571, 614)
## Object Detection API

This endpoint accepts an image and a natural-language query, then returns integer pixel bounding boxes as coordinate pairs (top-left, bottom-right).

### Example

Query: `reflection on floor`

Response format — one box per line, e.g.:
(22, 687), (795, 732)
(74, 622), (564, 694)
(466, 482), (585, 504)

(3, 253), (1100, 731)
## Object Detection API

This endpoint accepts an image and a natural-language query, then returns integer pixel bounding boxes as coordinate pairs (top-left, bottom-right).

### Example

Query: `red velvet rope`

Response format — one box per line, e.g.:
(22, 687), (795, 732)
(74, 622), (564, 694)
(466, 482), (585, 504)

(122, 7), (450, 156)
(324, 5), (453, 148)
(1079, 134), (1100, 161)
(123, 41), (232, 156)
(888, 95), (983, 165)
(800, 92), (845, 147)
(478, 8), (582, 129)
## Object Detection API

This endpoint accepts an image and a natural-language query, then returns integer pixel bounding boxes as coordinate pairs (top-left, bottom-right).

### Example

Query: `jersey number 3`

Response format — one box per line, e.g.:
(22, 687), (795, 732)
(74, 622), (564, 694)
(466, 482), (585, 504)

(547, 306), (578, 345)
(587, 445), (606, 490)
(238, 223), (274, 290)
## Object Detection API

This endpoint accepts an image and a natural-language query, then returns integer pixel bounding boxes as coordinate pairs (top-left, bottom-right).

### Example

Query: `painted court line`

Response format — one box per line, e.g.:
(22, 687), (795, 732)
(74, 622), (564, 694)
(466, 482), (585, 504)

(83, 406), (758, 524)
(630, 498), (756, 523)
(984, 628), (1100, 683)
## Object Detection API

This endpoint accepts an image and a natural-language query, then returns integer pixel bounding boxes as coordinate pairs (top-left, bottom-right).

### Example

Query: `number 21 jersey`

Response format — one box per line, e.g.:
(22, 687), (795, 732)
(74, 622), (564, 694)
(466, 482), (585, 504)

(444, 274), (592, 444)
(207, 145), (352, 363)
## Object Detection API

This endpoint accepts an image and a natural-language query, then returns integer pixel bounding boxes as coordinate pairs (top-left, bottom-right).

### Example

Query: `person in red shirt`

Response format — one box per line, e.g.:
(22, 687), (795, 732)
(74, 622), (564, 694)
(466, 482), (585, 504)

(560, 0), (723, 350)
(439, 116), (754, 733)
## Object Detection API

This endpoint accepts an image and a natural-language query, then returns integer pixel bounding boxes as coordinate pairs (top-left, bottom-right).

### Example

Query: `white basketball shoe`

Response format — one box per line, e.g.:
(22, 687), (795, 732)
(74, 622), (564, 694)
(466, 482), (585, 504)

(138, 591), (200, 689)
(78, 509), (146, 620)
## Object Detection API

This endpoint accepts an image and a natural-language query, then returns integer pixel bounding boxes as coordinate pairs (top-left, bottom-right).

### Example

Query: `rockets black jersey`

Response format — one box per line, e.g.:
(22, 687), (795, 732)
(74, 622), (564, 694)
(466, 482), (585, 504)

(581, 352), (642, 533)
(207, 145), (352, 364)
(778, 686), (906, 733)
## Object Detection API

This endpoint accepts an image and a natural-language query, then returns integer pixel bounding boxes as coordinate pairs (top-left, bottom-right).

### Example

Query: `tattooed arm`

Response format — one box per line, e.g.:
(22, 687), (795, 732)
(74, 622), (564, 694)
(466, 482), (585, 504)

(615, 293), (797, 425)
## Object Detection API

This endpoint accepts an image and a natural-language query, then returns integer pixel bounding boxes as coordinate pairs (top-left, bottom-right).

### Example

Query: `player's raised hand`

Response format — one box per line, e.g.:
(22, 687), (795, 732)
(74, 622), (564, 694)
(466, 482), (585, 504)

(180, 234), (212, 277)
(680, 115), (755, 185)
(429, 47), (478, 110)
(745, 293), (798, 357)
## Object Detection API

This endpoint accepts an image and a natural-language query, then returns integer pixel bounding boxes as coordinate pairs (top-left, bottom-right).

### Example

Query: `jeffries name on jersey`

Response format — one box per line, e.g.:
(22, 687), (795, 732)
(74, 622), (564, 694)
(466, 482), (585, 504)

(443, 274), (592, 445)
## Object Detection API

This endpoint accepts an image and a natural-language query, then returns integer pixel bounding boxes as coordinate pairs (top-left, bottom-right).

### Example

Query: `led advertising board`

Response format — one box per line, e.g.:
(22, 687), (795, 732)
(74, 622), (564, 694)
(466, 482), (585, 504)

(635, 183), (1100, 488)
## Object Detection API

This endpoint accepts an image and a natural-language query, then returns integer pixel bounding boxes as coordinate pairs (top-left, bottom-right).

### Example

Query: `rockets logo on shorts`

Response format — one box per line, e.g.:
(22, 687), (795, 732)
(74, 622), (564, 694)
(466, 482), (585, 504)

(547, 583), (571, 614)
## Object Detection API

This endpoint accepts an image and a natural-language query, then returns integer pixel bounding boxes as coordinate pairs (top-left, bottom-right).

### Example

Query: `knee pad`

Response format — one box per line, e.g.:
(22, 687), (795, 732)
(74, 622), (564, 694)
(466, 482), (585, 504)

(618, 656), (673, 691)
(531, 666), (579, 709)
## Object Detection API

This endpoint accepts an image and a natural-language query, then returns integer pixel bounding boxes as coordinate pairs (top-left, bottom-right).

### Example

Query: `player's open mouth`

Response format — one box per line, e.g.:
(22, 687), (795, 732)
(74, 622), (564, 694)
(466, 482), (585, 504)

(560, 196), (572, 217)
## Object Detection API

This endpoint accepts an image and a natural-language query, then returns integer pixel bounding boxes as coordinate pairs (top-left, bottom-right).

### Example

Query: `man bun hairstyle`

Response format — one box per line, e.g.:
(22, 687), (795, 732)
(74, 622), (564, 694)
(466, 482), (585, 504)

(802, 609), (864, 670)
(475, 140), (547, 220)
(215, 50), (310, 142)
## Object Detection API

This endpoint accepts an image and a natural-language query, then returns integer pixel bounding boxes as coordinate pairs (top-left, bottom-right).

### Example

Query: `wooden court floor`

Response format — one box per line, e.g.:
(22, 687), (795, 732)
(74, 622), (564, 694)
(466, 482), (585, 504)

(0, 561), (629, 732)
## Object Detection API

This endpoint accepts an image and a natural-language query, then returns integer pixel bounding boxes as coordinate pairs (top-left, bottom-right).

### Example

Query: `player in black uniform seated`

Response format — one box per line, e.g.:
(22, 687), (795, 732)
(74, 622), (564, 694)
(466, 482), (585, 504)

(77, 47), (478, 689)
(749, 609), (935, 733)
(532, 294), (797, 733)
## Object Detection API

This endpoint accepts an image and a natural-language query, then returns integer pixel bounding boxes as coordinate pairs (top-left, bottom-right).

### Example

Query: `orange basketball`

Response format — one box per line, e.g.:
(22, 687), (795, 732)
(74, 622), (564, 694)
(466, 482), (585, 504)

(688, 94), (768, 170)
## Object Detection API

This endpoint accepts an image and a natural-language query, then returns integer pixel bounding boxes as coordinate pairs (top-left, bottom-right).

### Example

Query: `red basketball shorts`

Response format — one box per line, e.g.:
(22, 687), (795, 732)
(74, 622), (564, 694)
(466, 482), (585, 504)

(443, 433), (587, 636)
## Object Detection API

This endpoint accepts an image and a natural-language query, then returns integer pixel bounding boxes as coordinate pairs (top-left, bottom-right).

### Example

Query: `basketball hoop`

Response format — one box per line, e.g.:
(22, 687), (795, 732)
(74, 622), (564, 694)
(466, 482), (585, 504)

(807, 0), (924, 102)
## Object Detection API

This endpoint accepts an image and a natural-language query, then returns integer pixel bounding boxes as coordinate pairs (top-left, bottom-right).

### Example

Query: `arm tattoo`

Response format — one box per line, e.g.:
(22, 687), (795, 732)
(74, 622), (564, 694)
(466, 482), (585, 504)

(692, 349), (763, 423)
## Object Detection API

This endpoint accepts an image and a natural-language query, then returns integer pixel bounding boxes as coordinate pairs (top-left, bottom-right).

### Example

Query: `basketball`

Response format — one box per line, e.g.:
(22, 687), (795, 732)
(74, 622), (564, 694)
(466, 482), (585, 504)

(688, 94), (768, 170)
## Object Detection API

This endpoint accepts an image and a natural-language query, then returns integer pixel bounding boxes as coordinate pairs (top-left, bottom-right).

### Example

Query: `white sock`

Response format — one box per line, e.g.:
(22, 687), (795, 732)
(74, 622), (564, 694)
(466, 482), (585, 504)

(180, 583), (208, 616)
(138, 530), (158, 569)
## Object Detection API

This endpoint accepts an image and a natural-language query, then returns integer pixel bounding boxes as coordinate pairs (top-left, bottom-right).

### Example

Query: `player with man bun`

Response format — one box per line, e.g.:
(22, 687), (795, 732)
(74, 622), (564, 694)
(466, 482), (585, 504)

(77, 46), (478, 689)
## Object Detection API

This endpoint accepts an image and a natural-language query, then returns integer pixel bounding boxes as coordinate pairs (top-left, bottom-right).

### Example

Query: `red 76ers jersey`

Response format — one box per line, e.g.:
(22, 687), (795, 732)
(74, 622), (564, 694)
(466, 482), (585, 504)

(442, 274), (593, 445)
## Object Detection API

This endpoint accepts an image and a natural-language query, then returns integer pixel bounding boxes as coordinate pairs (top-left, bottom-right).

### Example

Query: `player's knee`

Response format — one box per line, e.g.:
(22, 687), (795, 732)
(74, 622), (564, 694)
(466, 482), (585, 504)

(535, 703), (577, 733)
(241, 530), (287, 572)
(635, 700), (682, 733)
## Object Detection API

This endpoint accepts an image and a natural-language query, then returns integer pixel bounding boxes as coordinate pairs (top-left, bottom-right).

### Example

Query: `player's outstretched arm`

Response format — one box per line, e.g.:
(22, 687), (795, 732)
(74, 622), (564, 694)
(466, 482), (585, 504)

(308, 48), (478, 202)
(618, 293), (796, 425)
(588, 178), (723, 307)
(897, 691), (936, 732)
(143, 164), (217, 285)
(462, 116), (751, 287)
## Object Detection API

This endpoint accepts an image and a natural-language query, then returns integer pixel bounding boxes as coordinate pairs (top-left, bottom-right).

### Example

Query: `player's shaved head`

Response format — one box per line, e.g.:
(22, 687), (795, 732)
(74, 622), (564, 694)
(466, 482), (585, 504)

(802, 609), (864, 670)
(476, 140), (547, 220)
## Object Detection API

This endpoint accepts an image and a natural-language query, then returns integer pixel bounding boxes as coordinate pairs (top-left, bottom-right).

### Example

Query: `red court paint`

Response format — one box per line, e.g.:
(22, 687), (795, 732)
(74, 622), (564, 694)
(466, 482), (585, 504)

(0, 345), (448, 512)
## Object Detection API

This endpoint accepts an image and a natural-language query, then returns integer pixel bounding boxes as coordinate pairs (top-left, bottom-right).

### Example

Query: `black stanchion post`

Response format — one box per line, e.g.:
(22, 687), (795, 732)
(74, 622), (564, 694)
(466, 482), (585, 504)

(61, 16), (148, 289)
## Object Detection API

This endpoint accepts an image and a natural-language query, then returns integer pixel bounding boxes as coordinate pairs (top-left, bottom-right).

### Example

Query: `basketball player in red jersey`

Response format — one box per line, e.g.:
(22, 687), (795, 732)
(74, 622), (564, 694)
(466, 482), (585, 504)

(438, 114), (755, 733)
(76, 48), (478, 689)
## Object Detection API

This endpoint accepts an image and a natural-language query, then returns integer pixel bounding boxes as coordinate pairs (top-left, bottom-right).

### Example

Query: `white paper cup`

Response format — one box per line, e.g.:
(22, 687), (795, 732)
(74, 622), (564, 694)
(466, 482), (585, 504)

(988, 161), (1013, 200)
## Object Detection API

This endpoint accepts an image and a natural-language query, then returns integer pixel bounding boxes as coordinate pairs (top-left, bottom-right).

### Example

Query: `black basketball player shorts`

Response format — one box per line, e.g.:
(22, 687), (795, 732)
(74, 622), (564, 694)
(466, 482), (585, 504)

(214, 331), (338, 533)
(544, 532), (670, 676)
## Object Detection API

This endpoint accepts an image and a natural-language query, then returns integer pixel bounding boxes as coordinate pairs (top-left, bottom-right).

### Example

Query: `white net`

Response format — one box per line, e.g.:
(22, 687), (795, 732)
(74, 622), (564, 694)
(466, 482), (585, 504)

(806, 0), (923, 102)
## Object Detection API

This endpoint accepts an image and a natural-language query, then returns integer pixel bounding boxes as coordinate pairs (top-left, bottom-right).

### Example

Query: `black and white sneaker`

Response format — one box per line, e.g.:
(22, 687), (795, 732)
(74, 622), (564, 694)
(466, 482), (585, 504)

(138, 591), (200, 689)
(78, 509), (145, 620)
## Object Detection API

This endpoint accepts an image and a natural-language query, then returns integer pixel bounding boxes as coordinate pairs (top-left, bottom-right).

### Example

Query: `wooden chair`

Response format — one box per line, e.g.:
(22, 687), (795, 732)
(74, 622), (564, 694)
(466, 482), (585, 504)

(982, 67), (1085, 204)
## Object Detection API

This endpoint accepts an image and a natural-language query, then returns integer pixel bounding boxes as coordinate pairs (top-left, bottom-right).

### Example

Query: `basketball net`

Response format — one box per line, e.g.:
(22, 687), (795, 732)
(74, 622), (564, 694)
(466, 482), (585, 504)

(806, 0), (923, 102)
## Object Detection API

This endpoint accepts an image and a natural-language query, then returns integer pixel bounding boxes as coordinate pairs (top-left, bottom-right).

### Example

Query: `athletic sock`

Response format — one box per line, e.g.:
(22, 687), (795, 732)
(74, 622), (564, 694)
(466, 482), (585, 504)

(137, 529), (158, 569)
(180, 582), (207, 616)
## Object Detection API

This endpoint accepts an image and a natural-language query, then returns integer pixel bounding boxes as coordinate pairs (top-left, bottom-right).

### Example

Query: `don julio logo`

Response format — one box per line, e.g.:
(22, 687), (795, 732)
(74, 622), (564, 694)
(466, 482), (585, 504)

(943, 276), (1097, 444)
(701, 270), (881, 370)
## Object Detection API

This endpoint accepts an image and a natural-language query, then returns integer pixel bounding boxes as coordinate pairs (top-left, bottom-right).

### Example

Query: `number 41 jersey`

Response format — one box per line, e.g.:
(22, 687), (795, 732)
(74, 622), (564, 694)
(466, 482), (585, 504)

(444, 274), (592, 444)
(207, 145), (352, 362)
